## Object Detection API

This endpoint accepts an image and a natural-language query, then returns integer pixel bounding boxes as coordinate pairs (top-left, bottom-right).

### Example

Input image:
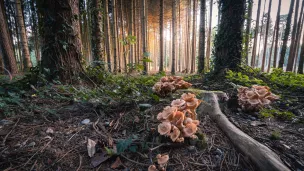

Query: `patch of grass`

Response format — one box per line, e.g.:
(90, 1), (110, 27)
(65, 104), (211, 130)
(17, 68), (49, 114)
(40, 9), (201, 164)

(225, 70), (265, 87)
(270, 130), (281, 140)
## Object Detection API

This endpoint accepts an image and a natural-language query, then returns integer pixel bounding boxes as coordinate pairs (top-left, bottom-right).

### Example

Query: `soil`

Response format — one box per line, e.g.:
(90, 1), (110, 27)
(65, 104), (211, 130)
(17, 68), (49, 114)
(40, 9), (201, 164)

(0, 86), (254, 171)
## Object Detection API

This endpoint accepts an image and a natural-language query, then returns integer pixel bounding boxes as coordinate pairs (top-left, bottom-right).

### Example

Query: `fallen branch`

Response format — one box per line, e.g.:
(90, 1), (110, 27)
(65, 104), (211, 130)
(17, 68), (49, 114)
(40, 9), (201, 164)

(1, 118), (20, 146)
(198, 92), (290, 171)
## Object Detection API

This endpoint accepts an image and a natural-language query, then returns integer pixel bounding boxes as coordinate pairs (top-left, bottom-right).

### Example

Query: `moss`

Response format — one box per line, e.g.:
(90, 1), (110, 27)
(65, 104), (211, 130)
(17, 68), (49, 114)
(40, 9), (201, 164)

(270, 130), (281, 140)
(260, 108), (295, 121)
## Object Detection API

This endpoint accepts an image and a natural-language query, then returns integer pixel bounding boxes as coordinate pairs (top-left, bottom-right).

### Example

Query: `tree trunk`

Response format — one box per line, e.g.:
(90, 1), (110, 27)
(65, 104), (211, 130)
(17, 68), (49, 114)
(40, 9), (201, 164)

(206, 0), (213, 71)
(251, 0), (262, 67)
(214, 0), (246, 71)
(298, 33), (304, 74)
(171, 0), (177, 75)
(267, 21), (277, 73)
(91, 0), (104, 68)
(120, 0), (127, 73)
(186, 0), (191, 73)
(286, 0), (300, 71)
(244, 0), (253, 65)
(256, 0), (267, 68)
(198, 0), (206, 73)
(159, 0), (164, 72)
(15, 0), (32, 69)
(142, 0), (148, 74)
(293, 1), (304, 72)
(30, 0), (40, 63)
(273, 0), (281, 68)
(191, 0), (197, 73)
(261, 0), (272, 72)
(111, 0), (118, 73)
(279, 0), (295, 69)
(41, 0), (83, 83)
(104, 0), (112, 71)
(0, 0), (18, 74)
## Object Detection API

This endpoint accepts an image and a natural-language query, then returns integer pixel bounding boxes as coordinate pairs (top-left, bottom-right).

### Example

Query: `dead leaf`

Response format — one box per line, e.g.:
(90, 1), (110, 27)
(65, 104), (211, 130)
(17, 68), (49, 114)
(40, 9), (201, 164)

(134, 116), (140, 123)
(46, 127), (54, 134)
(87, 138), (97, 157)
(90, 150), (110, 167)
(111, 157), (124, 169)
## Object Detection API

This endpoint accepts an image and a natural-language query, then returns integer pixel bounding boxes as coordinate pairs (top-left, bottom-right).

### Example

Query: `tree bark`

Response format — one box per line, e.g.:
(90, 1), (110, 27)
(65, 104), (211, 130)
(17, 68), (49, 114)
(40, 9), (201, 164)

(214, 0), (246, 71)
(206, 0), (213, 71)
(267, 21), (277, 73)
(142, 0), (148, 74)
(104, 0), (112, 71)
(198, 0), (206, 73)
(244, 0), (253, 65)
(111, 0), (118, 73)
(191, 0), (197, 73)
(199, 92), (290, 171)
(15, 0), (32, 69)
(41, 0), (83, 83)
(261, 0), (272, 72)
(273, 0), (281, 68)
(293, 0), (304, 72)
(298, 33), (304, 74)
(286, 0), (300, 71)
(0, 0), (18, 74)
(279, 0), (295, 69)
(91, 0), (104, 67)
(159, 0), (164, 72)
(30, 0), (40, 63)
(171, 0), (177, 75)
(251, 0), (262, 67)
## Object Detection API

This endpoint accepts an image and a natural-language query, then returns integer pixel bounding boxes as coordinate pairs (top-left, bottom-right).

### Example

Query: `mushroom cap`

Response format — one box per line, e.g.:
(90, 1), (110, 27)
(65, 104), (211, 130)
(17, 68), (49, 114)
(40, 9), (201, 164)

(186, 98), (201, 110)
(259, 98), (271, 105)
(156, 154), (169, 167)
(162, 82), (175, 92)
(175, 137), (184, 143)
(238, 86), (249, 93)
(265, 94), (279, 101)
(170, 126), (181, 142)
(183, 122), (198, 137)
(160, 76), (169, 82)
(171, 99), (186, 108)
(170, 111), (185, 128)
(181, 93), (196, 102)
(256, 88), (270, 97)
(157, 106), (177, 120)
(152, 82), (162, 92)
(158, 122), (172, 135)
(148, 165), (158, 171)
(173, 76), (183, 81)
(184, 117), (199, 125)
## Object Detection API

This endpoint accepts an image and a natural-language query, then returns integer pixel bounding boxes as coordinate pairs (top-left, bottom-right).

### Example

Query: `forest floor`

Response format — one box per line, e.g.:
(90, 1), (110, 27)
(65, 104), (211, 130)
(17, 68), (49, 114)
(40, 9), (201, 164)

(0, 70), (303, 171)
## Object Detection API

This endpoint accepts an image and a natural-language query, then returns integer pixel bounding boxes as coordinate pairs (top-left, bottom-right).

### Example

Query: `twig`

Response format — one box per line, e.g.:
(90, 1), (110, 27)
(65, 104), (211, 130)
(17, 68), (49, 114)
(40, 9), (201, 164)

(67, 126), (83, 142)
(188, 161), (216, 167)
(76, 155), (82, 171)
(1, 118), (20, 146)
(120, 154), (150, 166)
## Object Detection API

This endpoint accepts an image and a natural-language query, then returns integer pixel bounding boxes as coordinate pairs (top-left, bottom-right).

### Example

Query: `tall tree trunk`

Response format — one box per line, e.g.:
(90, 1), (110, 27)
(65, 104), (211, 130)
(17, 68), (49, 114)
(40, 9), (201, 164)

(198, 0), (206, 73)
(186, 0), (191, 73)
(267, 21), (277, 73)
(129, 0), (133, 65)
(0, 0), (18, 74)
(273, 0), (281, 68)
(191, 0), (197, 73)
(298, 33), (304, 73)
(111, 0), (118, 73)
(15, 0), (32, 69)
(171, 0), (177, 75)
(41, 0), (83, 83)
(294, 1), (304, 72)
(244, 0), (253, 65)
(120, 0), (127, 73)
(251, 0), (262, 67)
(206, 0), (213, 70)
(104, 0), (111, 71)
(116, 0), (121, 72)
(256, 0), (267, 68)
(30, 0), (40, 63)
(261, 0), (272, 72)
(286, 0), (300, 71)
(178, 0), (182, 72)
(279, 0), (295, 69)
(142, 0), (148, 74)
(214, 0), (246, 71)
(159, 0), (164, 72)
(91, 0), (104, 68)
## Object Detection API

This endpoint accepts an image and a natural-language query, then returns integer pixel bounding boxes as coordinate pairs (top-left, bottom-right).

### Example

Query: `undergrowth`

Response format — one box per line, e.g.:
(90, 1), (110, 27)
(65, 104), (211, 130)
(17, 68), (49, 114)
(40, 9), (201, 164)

(260, 108), (295, 121)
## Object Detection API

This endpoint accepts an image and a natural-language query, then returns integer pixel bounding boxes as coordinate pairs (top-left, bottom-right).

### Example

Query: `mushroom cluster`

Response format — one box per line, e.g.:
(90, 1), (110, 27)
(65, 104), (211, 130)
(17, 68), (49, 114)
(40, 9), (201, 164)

(157, 93), (201, 142)
(148, 154), (169, 171)
(152, 76), (192, 96)
(238, 85), (279, 111)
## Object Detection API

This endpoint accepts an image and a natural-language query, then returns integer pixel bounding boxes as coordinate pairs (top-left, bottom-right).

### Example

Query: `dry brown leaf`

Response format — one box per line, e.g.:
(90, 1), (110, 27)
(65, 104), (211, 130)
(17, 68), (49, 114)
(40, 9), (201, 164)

(111, 157), (124, 169)
(87, 138), (97, 157)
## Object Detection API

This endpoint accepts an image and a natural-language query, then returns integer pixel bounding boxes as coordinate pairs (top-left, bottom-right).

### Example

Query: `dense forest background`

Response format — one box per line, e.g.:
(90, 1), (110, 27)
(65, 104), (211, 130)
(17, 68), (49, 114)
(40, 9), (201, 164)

(1, 0), (304, 78)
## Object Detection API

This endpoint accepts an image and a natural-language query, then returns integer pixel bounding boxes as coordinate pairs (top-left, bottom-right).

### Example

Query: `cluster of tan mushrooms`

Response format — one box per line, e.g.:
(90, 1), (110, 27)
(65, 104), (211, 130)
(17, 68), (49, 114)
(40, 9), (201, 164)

(238, 85), (279, 111)
(157, 93), (201, 143)
(152, 76), (192, 96)
(148, 154), (169, 171)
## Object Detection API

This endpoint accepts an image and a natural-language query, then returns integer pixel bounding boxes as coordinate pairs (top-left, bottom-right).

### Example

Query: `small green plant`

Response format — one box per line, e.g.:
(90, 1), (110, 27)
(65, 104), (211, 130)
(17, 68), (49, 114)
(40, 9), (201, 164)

(270, 130), (281, 140)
